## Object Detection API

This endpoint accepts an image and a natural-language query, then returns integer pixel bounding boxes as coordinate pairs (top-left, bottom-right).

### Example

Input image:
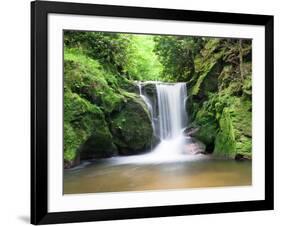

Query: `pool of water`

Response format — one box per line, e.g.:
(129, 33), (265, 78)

(64, 155), (252, 194)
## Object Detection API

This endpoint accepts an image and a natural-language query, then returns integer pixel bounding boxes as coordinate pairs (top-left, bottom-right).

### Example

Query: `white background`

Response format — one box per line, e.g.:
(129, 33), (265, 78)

(0, 0), (279, 225)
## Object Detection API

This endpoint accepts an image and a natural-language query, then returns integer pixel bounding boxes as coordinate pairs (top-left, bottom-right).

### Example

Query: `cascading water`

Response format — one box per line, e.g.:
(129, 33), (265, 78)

(149, 82), (188, 161)
(156, 83), (187, 140)
(137, 83), (156, 135)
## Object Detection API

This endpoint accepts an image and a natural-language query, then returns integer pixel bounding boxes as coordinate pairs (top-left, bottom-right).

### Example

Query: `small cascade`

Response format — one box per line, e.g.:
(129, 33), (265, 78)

(137, 82), (156, 135)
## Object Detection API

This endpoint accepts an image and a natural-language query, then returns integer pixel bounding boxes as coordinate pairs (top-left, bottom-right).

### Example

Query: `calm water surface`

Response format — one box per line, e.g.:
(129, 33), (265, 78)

(64, 155), (252, 194)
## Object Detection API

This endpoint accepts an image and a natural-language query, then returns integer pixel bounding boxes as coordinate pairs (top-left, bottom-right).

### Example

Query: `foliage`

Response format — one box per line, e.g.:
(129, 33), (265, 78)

(64, 31), (163, 81)
(64, 31), (131, 75)
(125, 35), (163, 81)
(153, 36), (205, 81)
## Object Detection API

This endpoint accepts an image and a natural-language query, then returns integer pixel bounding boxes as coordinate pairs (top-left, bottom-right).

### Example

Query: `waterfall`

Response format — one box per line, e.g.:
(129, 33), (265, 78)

(136, 82), (188, 159)
(111, 81), (202, 164)
(156, 83), (187, 140)
(138, 82), (187, 141)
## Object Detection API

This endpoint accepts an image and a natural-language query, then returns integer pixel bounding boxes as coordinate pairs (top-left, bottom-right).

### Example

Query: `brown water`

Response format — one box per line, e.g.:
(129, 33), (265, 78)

(64, 155), (252, 194)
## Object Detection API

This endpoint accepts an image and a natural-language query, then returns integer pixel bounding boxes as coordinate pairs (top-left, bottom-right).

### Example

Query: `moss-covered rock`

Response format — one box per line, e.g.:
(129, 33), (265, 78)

(110, 93), (154, 155)
(78, 102), (118, 159)
(190, 61), (222, 99)
(118, 78), (139, 93)
(213, 97), (252, 158)
(64, 90), (99, 166)
(64, 122), (81, 168)
(64, 89), (118, 167)
(191, 108), (218, 152)
(189, 39), (224, 100)
(229, 98), (252, 158)
(214, 108), (236, 157)
(80, 124), (118, 159)
(141, 83), (157, 97)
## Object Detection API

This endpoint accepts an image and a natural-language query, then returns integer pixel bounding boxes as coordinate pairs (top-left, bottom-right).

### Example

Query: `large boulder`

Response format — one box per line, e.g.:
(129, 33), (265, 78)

(214, 97), (252, 158)
(191, 110), (218, 153)
(79, 112), (118, 159)
(183, 137), (206, 155)
(80, 133), (118, 159)
(110, 94), (154, 155)
(64, 89), (118, 167)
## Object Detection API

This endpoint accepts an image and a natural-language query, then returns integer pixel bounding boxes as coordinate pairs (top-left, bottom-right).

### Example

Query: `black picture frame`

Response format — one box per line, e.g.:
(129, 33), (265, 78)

(31, 0), (274, 224)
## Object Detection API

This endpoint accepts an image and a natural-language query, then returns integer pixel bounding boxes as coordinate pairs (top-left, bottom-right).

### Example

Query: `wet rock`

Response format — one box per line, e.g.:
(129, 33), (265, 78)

(184, 137), (206, 155)
(120, 79), (139, 93)
(235, 154), (251, 161)
(183, 127), (200, 137)
(64, 155), (80, 169)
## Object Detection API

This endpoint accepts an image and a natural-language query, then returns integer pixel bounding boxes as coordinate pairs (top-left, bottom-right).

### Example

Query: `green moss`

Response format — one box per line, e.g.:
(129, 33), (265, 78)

(191, 64), (214, 96)
(110, 94), (153, 154)
(80, 122), (118, 159)
(235, 136), (251, 158)
(213, 97), (252, 158)
(64, 89), (118, 164)
(64, 89), (99, 164)
(64, 122), (80, 162)
(231, 98), (252, 157)
(64, 47), (124, 113)
(191, 91), (252, 158)
(201, 38), (221, 58)
(214, 108), (236, 158)
(193, 109), (218, 149)
(191, 40), (224, 98)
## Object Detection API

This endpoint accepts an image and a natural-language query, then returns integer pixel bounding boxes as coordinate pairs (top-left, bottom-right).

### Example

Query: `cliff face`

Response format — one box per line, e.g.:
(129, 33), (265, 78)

(187, 38), (252, 159)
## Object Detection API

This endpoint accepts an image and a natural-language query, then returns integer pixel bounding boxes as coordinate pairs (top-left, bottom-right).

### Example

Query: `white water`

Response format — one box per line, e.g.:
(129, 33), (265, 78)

(137, 83), (155, 135)
(156, 83), (187, 140)
(148, 83), (188, 161)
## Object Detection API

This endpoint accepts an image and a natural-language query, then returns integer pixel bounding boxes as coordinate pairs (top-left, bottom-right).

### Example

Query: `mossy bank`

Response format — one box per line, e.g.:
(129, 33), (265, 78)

(187, 38), (252, 159)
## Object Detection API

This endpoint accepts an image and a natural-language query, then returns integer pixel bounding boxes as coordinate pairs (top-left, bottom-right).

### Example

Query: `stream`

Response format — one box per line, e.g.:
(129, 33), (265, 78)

(64, 156), (251, 194)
